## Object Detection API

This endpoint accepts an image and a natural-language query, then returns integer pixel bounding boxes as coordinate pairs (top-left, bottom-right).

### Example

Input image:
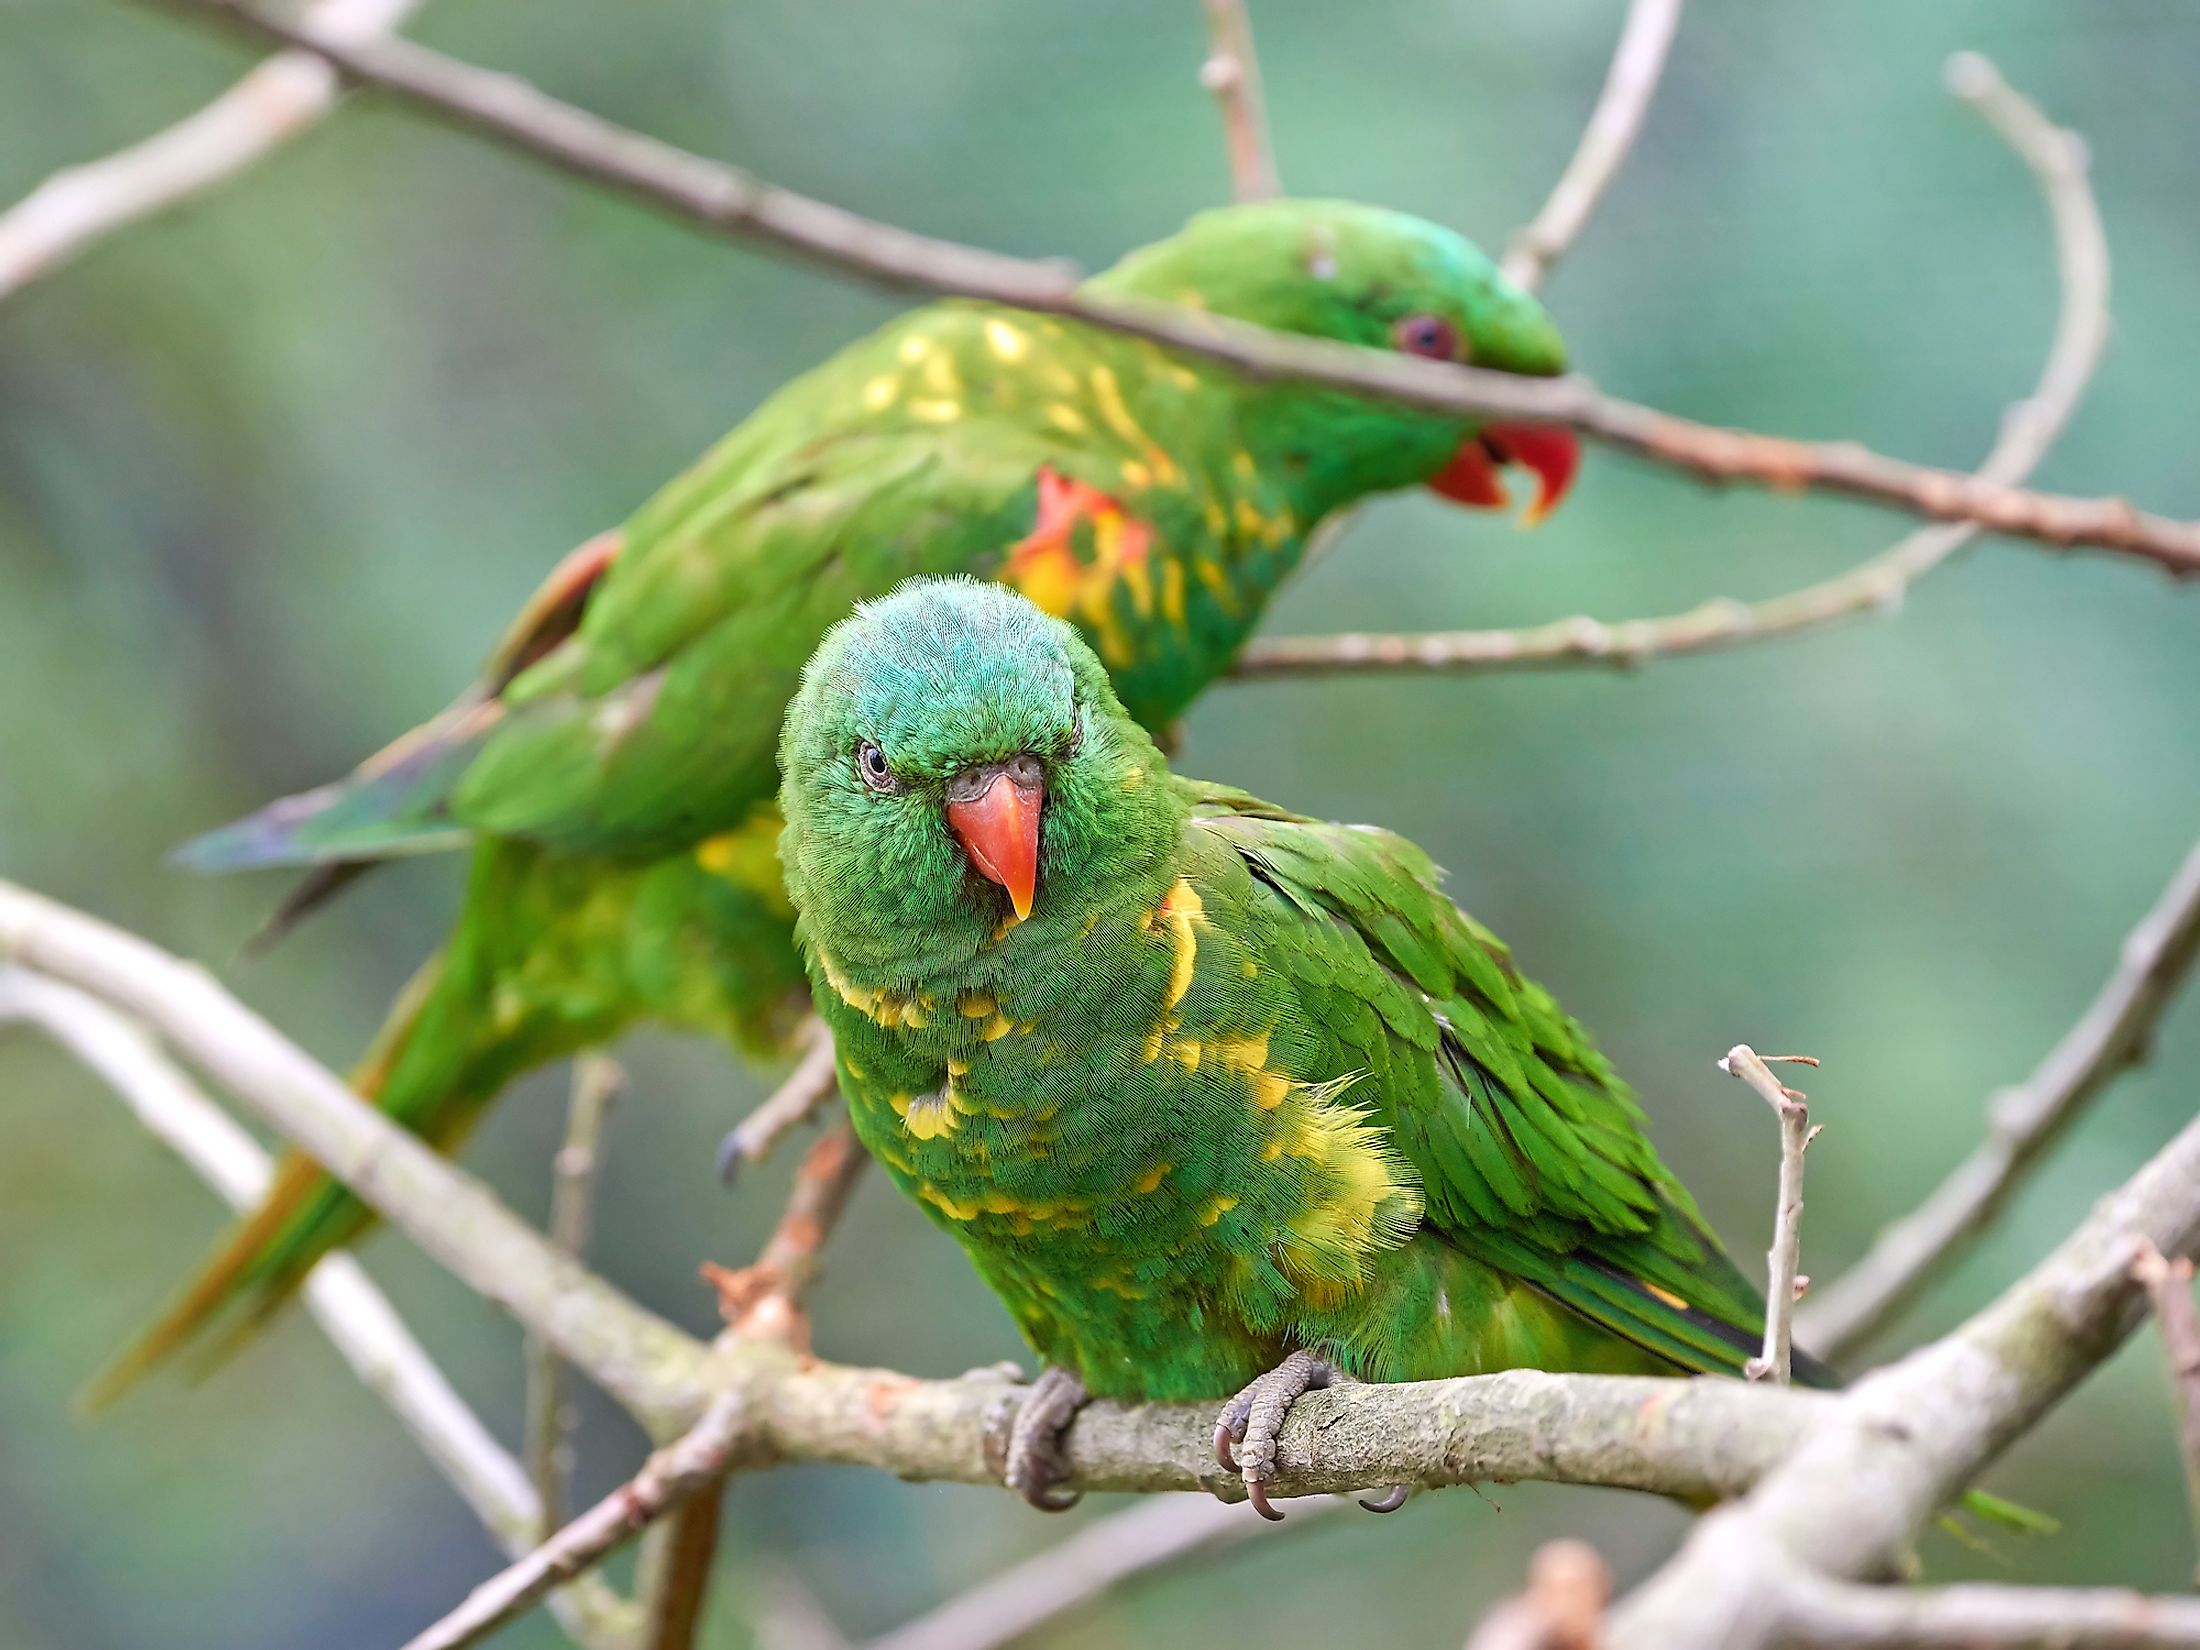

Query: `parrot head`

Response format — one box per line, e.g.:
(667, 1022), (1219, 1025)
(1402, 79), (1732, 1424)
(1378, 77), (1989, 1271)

(1089, 199), (1578, 523)
(781, 578), (1177, 975)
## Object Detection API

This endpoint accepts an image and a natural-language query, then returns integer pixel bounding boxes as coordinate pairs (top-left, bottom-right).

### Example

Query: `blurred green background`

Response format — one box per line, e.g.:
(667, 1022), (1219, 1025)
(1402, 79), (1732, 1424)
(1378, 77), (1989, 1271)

(4, 0), (2198, 1645)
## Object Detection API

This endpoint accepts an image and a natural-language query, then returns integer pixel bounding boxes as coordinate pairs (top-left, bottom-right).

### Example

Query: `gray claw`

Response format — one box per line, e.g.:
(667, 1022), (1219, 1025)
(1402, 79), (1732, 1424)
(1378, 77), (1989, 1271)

(1000, 1365), (1089, 1512)
(1358, 1484), (1410, 1514)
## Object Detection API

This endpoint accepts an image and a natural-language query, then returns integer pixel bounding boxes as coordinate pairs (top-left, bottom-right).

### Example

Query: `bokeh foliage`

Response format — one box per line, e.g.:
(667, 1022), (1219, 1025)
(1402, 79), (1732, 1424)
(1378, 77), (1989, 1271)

(3, 1), (2198, 1645)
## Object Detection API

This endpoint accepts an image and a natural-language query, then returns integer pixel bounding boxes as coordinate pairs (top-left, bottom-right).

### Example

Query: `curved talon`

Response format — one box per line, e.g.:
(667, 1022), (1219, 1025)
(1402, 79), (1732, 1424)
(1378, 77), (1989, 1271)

(1025, 1482), (1084, 1513)
(1214, 1420), (1239, 1473)
(1358, 1484), (1410, 1514)
(1248, 1476), (1285, 1522)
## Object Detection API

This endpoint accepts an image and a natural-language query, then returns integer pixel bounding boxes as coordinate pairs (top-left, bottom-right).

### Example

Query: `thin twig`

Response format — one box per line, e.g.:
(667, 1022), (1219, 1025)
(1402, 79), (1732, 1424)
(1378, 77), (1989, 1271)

(0, 967), (640, 1650)
(1721, 1047), (1821, 1384)
(1240, 52), (2111, 679)
(0, 0), (425, 303)
(527, 1051), (623, 1537)
(635, 1490), (725, 1650)
(1198, 0), (1280, 202)
(717, 1019), (839, 1186)
(400, 1394), (750, 1650)
(129, 0), (2200, 577)
(863, 1497), (1341, 1650)
(1500, 0), (1684, 293)
(1800, 835), (2200, 1359)
(2134, 1241), (2200, 1584)
(1463, 1541), (1612, 1650)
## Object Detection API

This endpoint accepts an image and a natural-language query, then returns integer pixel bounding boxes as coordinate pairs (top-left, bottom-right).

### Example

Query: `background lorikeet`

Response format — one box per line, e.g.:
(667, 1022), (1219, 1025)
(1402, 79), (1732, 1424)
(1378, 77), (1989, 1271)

(97, 199), (1579, 1399)
(778, 579), (1833, 1513)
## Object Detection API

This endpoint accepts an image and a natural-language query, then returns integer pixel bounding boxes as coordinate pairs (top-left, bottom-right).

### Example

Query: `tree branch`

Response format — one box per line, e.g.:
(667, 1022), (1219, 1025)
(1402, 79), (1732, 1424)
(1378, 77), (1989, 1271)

(124, 1), (2199, 577)
(1237, 53), (2111, 679)
(1610, 1103), (2200, 1646)
(1199, 0), (1280, 202)
(716, 1018), (839, 1185)
(0, 0), (425, 303)
(1770, 1573), (2200, 1649)
(1499, 0), (1684, 293)
(1800, 834), (2200, 1359)
(0, 966), (640, 1650)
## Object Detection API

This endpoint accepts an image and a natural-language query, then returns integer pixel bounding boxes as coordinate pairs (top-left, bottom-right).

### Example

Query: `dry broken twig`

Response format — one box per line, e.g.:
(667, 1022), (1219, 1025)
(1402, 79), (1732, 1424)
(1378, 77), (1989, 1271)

(1768, 1573), (2200, 1649)
(705, 1121), (867, 1346)
(1199, 0), (1280, 203)
(0, 966), (640, 1650)
(716, 1018), (839, 1184)
(1238, 52), (2110, 678)
(0, 0), (425, 303)
(128, 0), (2200, 577)
(2134, 1240), (2200, 1583)
(1720, 1047), (1821, 1384)
(1500, 0), (1684, 293)
(1802, 834), (2200, 1359)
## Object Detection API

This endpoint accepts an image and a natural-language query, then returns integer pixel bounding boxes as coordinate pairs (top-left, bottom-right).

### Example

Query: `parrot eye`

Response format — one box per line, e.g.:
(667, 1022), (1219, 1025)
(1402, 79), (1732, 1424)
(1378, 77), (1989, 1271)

(855, 740), (901, 793)
(1392, 313), (1463, 361)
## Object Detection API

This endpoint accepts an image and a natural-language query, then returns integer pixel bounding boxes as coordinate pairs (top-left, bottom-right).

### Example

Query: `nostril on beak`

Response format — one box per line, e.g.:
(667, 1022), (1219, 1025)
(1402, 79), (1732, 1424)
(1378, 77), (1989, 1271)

(1007, 754), (1044, 790)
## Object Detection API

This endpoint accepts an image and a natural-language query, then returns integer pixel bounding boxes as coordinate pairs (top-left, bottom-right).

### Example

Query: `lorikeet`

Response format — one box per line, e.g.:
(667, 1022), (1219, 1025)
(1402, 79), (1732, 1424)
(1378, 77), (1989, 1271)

(98, 199), (1580, 1401)
(779, 579), (1834, 1514)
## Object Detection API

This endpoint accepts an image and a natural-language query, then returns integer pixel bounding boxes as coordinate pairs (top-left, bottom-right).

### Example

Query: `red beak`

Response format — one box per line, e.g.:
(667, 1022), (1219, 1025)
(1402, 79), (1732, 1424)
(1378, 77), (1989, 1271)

(946, 767), (1043, 921)
(1427, 421), (1580, 525)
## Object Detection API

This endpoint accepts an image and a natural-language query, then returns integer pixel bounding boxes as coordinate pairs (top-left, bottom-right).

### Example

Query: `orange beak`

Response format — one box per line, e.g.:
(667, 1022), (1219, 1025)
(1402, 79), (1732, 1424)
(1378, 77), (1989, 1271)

(946, 766), (1043, 921)
(1427, 421), (1580, 525)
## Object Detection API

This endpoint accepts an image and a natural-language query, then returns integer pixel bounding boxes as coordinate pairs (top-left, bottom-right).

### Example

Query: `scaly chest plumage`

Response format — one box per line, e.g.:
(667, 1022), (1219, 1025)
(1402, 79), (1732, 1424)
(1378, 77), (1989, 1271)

(817, 831), (1425, 1398)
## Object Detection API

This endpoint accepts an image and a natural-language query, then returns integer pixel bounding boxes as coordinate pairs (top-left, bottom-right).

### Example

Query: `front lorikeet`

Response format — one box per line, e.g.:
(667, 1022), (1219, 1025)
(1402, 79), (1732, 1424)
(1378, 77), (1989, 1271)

(779, 579), (1835, 1513)
(98, 199), (1580, 1401)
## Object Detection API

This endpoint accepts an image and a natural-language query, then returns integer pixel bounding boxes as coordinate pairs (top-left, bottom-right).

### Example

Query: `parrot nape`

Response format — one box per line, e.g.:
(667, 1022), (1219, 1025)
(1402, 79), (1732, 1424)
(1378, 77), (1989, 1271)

(95, 199), (1580, 1404)
(779, 578), (1836, 1514)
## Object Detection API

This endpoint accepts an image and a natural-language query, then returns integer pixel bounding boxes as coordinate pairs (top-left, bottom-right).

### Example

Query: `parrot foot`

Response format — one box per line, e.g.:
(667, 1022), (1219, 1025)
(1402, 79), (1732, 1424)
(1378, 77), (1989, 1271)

(1212, 1350), (1409, 1520)
(985, 1364), (1088, 1512)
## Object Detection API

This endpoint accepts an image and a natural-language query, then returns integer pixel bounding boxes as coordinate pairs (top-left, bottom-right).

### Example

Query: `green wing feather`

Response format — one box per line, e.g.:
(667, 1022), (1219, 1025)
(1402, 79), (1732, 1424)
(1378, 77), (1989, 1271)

(1188, 782), (1833, 1388)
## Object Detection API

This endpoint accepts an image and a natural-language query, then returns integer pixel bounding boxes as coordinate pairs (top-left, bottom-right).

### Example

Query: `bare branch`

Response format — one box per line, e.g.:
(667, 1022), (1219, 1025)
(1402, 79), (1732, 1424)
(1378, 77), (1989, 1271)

(1611, 1104), (2200, 1646)
(1500, 0), (1684, 292)
(2134, 1241), (2200, 1582)
(527, 1052), (622, 1536)
(0, 967), (640, 1650)
(0, 0), (424, 303)
(1463, 1540), (1612, 1650)
(402, 1394), (749, 1650)
(1239, 52), (2111, 679)
(716, 1018), (838, 1185)
(1720, 1047), (1820, 1383)
(1772, 1572), (2200, 1649)
(127, 1), (2200, 576)
(1801, 835), (2200, 1358)
(1199, 0), (1280, 202)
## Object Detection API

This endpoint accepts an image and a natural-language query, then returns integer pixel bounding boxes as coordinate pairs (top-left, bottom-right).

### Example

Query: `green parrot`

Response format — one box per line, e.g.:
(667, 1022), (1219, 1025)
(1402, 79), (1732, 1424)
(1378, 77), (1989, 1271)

(98, 199), (1580, 1401)
(778, 578), (1834, 1514)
